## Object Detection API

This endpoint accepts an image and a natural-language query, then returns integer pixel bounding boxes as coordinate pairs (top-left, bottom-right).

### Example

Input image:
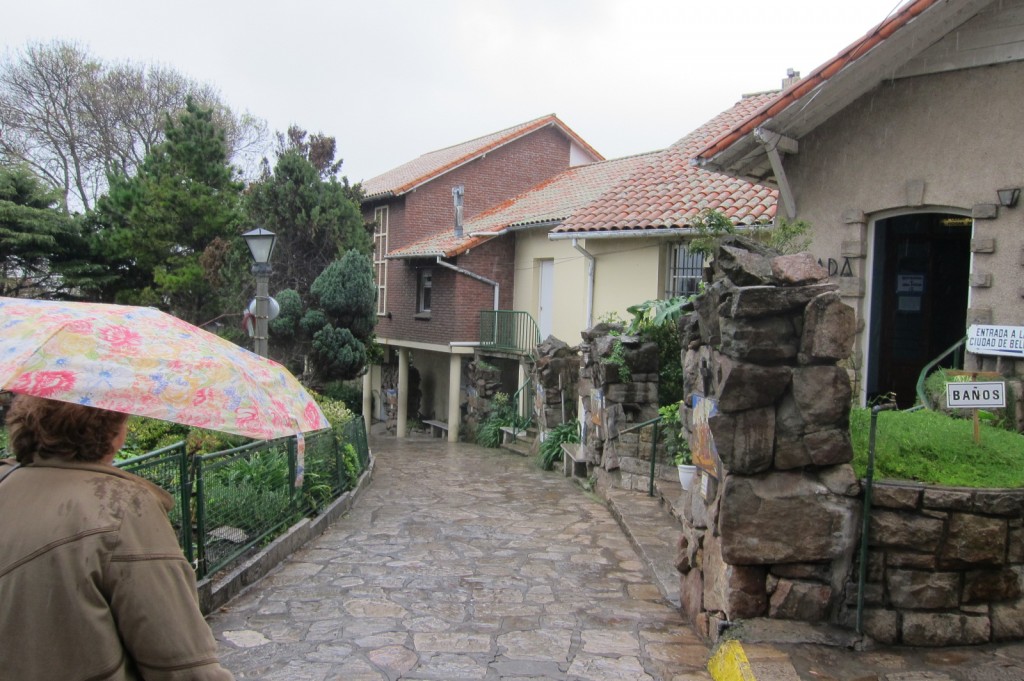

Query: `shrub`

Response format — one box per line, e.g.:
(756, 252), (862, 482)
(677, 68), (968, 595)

(538, 420), (580, 471)
(475, 393), (529, 448)
(659, 402), (690, 465)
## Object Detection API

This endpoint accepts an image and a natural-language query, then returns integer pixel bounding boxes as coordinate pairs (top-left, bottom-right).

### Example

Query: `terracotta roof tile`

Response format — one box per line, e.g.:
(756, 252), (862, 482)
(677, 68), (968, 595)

(361, 114), (603, 201)
(553, 92), (779, 235)
(386, 152), (658, 259)
(694, 0), (936, 163)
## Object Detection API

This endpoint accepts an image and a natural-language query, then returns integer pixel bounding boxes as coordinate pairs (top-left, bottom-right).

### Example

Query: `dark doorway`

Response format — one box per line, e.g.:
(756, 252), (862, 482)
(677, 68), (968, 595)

(867, 213), (971, 408)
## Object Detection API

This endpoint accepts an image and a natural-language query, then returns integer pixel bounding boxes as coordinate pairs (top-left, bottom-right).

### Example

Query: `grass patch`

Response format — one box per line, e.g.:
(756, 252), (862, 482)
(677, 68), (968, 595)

(850, 407), (1024, 488)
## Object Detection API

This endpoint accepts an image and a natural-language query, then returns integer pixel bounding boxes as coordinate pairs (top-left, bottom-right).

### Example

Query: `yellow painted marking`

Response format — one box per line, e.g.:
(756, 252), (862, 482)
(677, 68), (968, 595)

(707, 639), (758, 681)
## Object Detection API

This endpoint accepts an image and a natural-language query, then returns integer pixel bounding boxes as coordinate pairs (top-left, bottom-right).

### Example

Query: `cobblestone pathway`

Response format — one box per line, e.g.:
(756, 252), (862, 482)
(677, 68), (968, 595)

(207, 434), (710, 680)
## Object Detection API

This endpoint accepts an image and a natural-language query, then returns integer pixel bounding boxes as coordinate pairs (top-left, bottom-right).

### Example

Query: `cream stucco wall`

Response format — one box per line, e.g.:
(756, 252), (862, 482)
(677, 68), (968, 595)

(783, 60), (1024, 383)
(513, 230), (669, 343)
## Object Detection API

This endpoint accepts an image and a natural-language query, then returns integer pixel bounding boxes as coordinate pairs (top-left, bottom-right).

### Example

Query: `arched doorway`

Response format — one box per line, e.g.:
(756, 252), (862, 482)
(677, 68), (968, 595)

(866, 212), (972, 408)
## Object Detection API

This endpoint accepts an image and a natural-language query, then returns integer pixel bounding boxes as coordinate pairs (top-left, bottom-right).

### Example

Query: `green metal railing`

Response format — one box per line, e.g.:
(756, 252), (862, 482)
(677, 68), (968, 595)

(117, 419), (370, 578)
(479, 310), (541, 356)
(915, 335), (967, 409)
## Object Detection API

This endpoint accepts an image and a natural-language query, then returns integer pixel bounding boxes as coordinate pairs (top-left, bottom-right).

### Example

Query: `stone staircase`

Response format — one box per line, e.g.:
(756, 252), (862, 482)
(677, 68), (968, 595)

(499, 425), (537, 458)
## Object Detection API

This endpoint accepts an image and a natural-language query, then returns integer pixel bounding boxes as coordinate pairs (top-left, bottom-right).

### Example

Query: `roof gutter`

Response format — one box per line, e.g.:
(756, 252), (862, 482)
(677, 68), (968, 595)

(572, 238), (595, 330)
(435, 256), (499, 310)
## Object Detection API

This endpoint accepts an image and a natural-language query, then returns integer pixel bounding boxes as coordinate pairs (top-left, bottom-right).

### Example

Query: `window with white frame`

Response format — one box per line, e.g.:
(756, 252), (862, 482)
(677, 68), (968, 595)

(665, 242), (704, 298)
(373, 206), (389, 315)
(417, 268), (433, 314)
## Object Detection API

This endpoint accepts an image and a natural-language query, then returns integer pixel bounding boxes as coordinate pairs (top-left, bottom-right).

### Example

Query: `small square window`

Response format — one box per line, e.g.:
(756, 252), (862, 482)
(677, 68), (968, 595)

(417, 268), (433, 314)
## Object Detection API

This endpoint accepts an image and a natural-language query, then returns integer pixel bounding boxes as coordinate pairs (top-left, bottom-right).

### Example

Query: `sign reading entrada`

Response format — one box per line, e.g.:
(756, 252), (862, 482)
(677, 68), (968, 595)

(966, 324), (1024, 358)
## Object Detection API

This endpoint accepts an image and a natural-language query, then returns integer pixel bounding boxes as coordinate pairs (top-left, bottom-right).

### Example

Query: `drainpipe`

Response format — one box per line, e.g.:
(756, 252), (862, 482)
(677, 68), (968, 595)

(572, 238), (595, 329)
(435, 257), (499, 310)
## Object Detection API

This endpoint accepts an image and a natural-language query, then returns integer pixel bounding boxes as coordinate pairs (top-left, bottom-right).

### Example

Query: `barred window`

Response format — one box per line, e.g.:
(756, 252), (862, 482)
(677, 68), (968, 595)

(373, 206), (389, 315)
(666, 242), (703, 298)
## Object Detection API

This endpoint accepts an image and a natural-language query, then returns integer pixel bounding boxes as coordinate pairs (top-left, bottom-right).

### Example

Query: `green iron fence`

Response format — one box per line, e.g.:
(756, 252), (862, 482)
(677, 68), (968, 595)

(117, 419), (370, 578)
(479, 310), (541, 356)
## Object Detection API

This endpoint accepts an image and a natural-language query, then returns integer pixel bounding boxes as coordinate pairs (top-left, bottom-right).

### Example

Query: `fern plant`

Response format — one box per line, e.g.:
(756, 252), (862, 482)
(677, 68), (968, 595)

(538, 420), (580, 471)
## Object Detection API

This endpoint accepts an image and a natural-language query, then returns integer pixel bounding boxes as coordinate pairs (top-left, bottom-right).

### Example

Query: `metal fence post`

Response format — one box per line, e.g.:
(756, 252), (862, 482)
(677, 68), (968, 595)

(194, 457), (207, 578)
(180, 446), (194, 567)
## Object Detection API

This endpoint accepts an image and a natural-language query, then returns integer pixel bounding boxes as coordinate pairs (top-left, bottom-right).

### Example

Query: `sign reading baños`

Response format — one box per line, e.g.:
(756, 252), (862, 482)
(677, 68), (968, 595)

(945, 381), (1006, 409)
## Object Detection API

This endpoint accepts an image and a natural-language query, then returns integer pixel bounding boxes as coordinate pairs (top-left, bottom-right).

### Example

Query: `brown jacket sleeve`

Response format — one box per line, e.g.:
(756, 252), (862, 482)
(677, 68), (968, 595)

(103, 482), (235, 681)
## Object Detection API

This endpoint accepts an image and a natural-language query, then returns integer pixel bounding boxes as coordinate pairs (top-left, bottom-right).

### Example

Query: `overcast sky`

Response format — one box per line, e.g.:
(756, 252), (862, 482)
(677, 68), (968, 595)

(3, 0), (906, 183)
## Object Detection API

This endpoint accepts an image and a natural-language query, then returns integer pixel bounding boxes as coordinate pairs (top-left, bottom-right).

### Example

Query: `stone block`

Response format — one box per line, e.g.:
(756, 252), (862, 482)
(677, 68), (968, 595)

(836, 276), (864, 298)
(817, 464), (860, 497)
(939, 513), (1007, 568)
(719, 472), (859, 564)
(791, 365), (851, 429)
(713, 356), (792, 412)
(861, 608), (899, 645)
(1010, 524), (1024, 563)
(719, 315), (799, 363)
(707, 407), (775, 475)
(970, 272), (993, 288)
(902, 612), (990, 646)
(841, 239), (866, 258)
(773, 433), (810, 470)
(768, 579), (831, 621)
(724, 284), (837, 319)
(703, 534), (768, 619)
(869, 510), (943, 551)
(798, 292), (856, 364)
(971, 237), (996, 253)
(922, 488), (975, 512)
(872, 484), (922, 510)
(770, 253), (829, 285)
(680, 566), (704, 624)
(974, 490), (1024, 518)
(963, 568), (1022, 603)
(716, 244), (774, 286)
(605, 381), (657, 406)
(972, 203), (998, 219)
(887, 569), (959, 609)
(885, 552), (937, 570)
(693, 281), (729, 345)
(804, 428), (854, 467)
(992, 599), (1024, 641)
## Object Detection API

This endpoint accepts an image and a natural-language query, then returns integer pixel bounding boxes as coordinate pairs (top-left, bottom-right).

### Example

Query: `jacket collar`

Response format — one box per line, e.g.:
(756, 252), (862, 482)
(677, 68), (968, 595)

(24, 458), (176, 513)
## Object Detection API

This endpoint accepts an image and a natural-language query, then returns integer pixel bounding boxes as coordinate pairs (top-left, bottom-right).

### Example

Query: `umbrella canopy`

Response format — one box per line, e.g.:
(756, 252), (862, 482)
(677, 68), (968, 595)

(0, 297), (328, 440)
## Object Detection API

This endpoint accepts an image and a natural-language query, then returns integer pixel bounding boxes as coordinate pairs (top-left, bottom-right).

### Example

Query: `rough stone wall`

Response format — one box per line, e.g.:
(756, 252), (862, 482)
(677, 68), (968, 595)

(577, 324), (664, 490)
(675, 238), (861, 639)
(853, 482), (1024, 646)
(532, 337), (581, 435)
(462, 359), (503, 434)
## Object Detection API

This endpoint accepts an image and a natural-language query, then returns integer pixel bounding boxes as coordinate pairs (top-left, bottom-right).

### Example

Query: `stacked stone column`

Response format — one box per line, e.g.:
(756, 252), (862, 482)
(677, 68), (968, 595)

(675, 237), (860, 638)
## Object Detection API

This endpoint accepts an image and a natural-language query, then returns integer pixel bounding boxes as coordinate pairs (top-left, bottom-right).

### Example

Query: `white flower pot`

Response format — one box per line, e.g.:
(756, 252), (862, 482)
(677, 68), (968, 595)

(677, 464), (697, 491)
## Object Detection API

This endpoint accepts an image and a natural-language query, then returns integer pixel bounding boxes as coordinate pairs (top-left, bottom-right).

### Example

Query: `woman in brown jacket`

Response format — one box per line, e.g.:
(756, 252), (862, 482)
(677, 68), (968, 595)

(0, 395), (234, 680)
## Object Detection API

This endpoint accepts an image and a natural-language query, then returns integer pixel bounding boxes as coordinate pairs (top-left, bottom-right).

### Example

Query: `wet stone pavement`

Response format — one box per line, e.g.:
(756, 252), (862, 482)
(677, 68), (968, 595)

(207, 434), (710, 681)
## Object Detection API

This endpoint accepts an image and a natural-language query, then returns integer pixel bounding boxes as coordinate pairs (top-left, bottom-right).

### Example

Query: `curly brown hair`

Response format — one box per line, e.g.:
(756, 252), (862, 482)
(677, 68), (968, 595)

(5, 395), (129, 464)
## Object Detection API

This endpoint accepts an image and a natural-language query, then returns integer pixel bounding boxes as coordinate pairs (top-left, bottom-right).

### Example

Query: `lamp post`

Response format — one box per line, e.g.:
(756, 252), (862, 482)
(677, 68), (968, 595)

(242, 227), (277, 358)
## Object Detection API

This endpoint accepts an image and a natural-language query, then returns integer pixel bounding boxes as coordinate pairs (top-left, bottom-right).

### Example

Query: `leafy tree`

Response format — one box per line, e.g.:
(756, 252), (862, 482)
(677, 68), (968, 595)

(284, 251), (377, 383)
(0, 40), (269, 212)
(0, 165), (107, 298)
(89, 98), (245, 323)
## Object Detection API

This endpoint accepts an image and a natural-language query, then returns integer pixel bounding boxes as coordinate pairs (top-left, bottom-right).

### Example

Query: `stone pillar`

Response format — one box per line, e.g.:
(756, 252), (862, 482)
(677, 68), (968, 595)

(397, 347), (409, 438)
(447, 354), (462, 443)
(362, 369), (372, 437)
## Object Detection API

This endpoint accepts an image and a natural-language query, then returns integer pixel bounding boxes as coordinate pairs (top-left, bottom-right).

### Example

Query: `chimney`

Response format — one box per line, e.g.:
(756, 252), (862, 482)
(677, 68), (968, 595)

(452, 185), (464, 237)
(782, 68), (801, 90)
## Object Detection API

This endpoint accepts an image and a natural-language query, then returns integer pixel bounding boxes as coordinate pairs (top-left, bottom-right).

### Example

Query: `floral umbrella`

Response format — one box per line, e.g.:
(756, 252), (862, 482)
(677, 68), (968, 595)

(0, 297), (328, 440)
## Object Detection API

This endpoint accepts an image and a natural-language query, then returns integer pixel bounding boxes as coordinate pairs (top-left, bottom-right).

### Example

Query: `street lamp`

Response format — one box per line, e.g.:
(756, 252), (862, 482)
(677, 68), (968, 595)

(242, 227), (277, 358)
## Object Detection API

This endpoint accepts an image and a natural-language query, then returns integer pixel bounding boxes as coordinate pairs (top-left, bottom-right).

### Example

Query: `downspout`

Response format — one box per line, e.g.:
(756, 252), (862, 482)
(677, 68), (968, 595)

(435, 256), (499, 310)
(572, 238), (595, 329)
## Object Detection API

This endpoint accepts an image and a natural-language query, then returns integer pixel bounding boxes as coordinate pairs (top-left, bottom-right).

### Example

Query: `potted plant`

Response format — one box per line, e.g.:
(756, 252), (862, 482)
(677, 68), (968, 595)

(673, 446), (697, 491)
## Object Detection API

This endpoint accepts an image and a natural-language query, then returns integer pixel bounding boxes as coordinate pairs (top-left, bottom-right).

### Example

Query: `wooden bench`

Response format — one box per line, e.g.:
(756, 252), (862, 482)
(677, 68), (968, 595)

(560, 442), (589, 479)
(423, 419), (449, 438)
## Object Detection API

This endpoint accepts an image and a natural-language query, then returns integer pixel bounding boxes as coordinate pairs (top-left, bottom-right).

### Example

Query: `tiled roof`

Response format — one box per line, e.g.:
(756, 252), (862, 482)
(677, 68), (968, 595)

(386, 152), (659, 259)
(694, 0), (936, 164)
(361, 115), (603, 201)
(552, 92), (779, 235)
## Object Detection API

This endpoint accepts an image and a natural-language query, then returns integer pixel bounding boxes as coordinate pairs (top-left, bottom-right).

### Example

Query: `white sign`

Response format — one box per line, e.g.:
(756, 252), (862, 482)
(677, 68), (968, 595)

(966, 324), (1024, 358)
(946, 381), (1006, 409)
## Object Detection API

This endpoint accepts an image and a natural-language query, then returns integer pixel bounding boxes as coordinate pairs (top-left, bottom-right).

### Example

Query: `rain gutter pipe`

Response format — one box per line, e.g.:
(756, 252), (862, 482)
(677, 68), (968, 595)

(856, 402), (897, 635)
(435, 257), (499, 310)
(572, 238), (595, 330)
(548, 228), (685, 241)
